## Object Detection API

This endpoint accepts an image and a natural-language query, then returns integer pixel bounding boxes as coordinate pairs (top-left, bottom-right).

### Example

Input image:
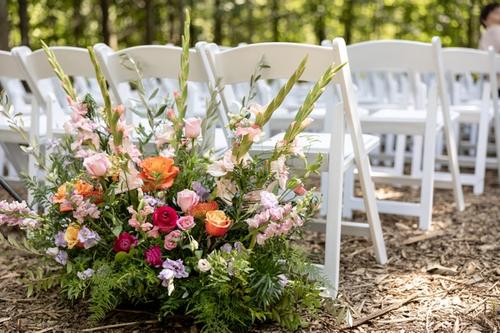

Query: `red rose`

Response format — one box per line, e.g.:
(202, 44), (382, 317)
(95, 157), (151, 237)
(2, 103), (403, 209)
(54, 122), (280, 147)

(113, 232), (138, 253)
(144, 245), (163, 267)
(152, 206), (178, 233)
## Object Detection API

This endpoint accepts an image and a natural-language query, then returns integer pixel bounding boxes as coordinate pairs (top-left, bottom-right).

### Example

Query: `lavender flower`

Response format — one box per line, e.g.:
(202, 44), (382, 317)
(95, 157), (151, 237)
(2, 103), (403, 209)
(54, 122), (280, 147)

(158, 268), (174, 287)
(191, 181), (210, 201)
(77, 268), (95, 280)
(143, 195), (165, 208)
(233, 241), (244, 252)
(54, 231), (67, 248)
(77, 226), (101, 249)
(221, 243), (233, 253)
(54, 250), (68, 265)
(278, 274), (289, 287)
(162, 259), (189, 278)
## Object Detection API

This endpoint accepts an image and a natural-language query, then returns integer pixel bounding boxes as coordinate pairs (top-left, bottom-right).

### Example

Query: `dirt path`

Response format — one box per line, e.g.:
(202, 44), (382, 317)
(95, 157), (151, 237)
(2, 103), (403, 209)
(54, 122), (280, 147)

(0, 174), (499, 332)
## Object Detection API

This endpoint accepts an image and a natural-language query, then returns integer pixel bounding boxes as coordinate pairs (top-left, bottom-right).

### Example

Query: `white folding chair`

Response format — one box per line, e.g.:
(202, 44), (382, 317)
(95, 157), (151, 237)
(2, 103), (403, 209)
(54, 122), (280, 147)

(344, 38), (465, 231)
(93, 44), (228, 151)
(0, 50), (38, 181)
(439, 47), (498, 195)
(198, 39), (387, 296)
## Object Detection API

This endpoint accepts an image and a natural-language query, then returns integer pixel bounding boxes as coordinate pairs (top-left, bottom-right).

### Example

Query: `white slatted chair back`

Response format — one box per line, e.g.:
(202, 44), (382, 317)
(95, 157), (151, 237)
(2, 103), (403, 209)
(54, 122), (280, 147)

(12, 46), (96, 110)
(0, 51), (31, 114)
(199, 42), (344, 134)
(94, 44), (209, 122)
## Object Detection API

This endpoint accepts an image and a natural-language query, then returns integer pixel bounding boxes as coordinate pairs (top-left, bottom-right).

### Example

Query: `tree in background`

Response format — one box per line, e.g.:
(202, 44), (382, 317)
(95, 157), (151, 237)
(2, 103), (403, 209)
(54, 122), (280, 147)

(0, 0), (490, 50)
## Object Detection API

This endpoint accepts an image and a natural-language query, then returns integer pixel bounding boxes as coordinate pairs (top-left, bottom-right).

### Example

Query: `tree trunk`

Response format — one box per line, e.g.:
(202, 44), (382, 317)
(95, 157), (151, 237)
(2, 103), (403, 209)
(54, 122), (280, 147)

(246, 0), (254, 43)
(0, 0), (9, 50)
(72, 0), (84, 46)
(99, 0), (110, 44)
(145, 0), (154, 44)
(271, 0), (279, 41)
(213, 0), (223, 44)
(166, 0), (176, 43)
(18, 0), (29, 46)
(314, 1), (326, 44)
(467, 0), (477, 48)
(342, 0), (355, 45)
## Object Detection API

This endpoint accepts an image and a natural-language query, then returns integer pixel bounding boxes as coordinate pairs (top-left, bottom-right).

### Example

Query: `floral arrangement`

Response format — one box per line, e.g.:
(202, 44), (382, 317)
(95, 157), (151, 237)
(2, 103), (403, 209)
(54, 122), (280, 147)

(0, 11), (344, 332)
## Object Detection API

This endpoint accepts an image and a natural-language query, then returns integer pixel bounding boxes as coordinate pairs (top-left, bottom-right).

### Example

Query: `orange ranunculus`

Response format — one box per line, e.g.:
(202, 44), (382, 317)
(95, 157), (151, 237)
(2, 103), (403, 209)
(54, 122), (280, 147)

(205, 210), (231, 237)
(64, 224), (82, 249)
(53, 183), (73, 212)
(53, 183), (68, 204)
(190, 201), (219, 219)
(74, 180), (94, 197)
(140, 156), (179, 192)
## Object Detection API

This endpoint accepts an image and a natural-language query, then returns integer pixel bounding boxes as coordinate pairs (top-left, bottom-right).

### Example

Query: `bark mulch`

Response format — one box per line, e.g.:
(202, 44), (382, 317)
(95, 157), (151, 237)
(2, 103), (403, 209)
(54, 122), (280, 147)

(0, 174), (499, 332)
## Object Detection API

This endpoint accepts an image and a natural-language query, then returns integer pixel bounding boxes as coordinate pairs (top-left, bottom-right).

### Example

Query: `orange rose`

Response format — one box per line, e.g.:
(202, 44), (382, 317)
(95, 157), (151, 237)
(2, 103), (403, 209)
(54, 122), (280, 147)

(205, 210), (231, 237)
(64, 224), (82, 249)
(140, 156), (179, 192)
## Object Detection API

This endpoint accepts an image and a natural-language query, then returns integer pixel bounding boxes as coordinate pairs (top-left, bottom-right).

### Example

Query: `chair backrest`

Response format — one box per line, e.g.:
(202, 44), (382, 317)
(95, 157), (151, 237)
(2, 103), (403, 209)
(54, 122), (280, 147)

(347, 38), (445, 110)
(0, 51), (31, 114)
(442, 47), (495, 104)
(12, 46), (97, 110)
(94, 43), (210, 121)
(198, 39), (355, 142)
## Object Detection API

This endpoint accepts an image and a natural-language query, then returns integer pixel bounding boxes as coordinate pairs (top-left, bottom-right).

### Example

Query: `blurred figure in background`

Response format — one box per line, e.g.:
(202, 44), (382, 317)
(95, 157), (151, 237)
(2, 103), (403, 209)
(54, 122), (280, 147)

(479, 2), (500, 51)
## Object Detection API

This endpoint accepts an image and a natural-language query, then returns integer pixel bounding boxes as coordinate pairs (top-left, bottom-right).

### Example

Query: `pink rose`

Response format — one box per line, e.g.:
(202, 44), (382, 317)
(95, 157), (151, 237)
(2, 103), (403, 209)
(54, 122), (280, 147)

(164, 230), (182, 250)
(184, 117), (202, 138)
(113, 232), (138, 253)
(144, 245), (163, 267)
(177, 216), (195, 231)
(83, 153), (112, 177)
(152, 206), (178, 233)
(177, 189), (199, 213)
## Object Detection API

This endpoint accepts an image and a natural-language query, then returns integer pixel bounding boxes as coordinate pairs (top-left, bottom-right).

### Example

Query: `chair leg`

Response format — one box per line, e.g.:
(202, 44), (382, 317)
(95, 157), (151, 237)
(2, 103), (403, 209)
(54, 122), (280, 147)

(323, 129), (345, 298)
(342, 166), (354, 219)
(441, 107), (465, 212)
(345, 119), (387, 265)
(494, 110), (500, 182)
(393, 134), (406, 175)
(411, 135), (423, 177)
(419, 125), (437, 231)
(473, 113), (490, 195)
(320, 171), (329, 217)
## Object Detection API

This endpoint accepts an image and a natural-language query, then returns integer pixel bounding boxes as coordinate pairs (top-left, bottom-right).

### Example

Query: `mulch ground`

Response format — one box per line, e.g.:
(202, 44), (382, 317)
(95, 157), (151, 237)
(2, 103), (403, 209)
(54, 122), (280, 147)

(0, 173), (499, 332)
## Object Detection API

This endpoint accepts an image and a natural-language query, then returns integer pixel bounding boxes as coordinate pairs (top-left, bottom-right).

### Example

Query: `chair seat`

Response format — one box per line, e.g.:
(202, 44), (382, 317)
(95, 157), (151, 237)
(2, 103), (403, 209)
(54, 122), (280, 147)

(251, 132), (380, 171)
(360, 109), (459, 135)
(450, 104), (494, 123)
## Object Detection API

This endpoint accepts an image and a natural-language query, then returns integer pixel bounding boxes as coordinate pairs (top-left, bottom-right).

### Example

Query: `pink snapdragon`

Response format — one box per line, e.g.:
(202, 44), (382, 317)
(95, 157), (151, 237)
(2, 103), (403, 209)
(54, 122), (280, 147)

(0, 200), (38, 228)
(71, 195), (100, 223)
(164, 230), (182, 250)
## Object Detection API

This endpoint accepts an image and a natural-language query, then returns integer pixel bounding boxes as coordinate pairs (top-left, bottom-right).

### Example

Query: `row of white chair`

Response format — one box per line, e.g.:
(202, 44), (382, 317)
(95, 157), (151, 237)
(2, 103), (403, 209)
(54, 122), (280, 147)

(1, 37), (499, 296)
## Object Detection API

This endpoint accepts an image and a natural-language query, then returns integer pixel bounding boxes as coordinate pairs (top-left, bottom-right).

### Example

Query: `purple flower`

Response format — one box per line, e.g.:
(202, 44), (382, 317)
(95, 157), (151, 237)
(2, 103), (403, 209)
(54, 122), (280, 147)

(143, 195), (165, 208)
(233, 241), (244, 252)
(77, 226), (101, 249)
(54, 231), (67, 248)
(158, 268), (174, 287)
(54, 250), (68, 265)
(192, 181), (210, 201)
(77, 268), (95, 280)
(221, 243), (233, 253)
(278, 274), (289, 287)
(162, 258), (189, 278)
